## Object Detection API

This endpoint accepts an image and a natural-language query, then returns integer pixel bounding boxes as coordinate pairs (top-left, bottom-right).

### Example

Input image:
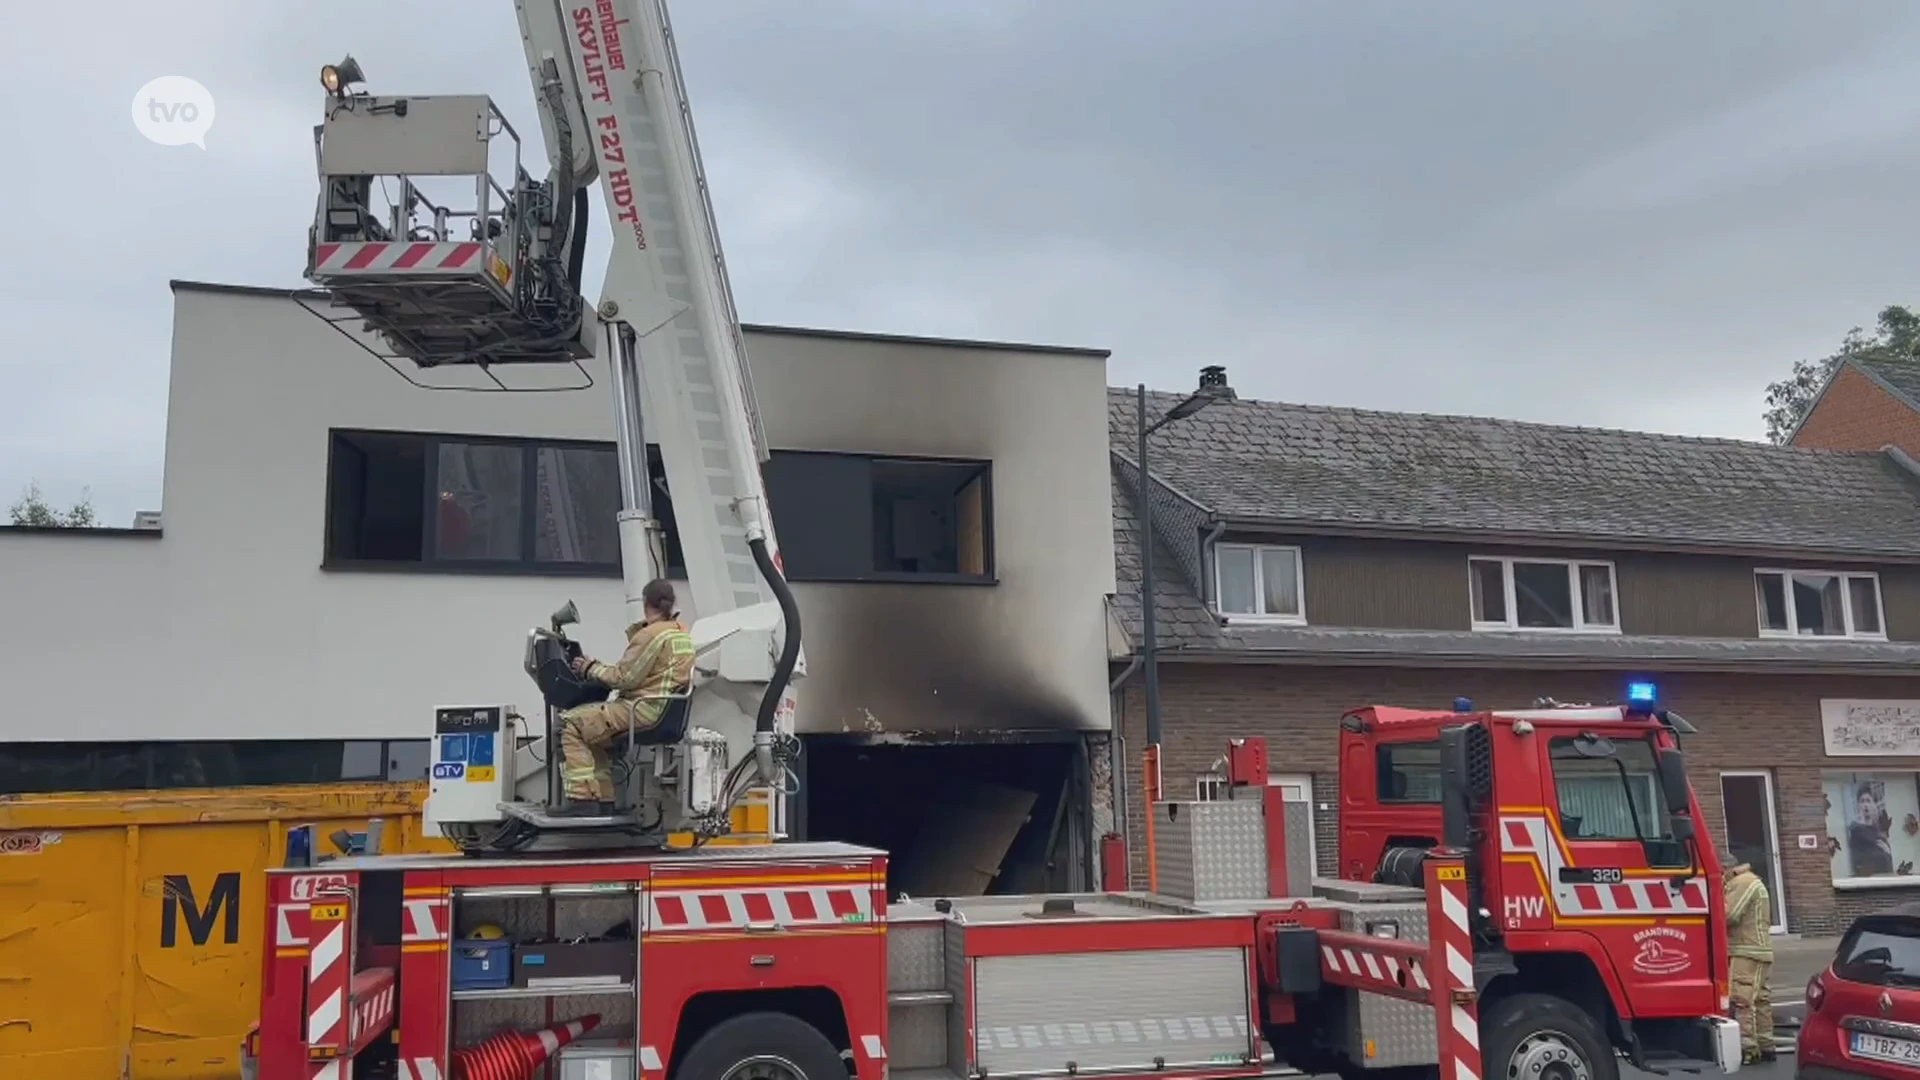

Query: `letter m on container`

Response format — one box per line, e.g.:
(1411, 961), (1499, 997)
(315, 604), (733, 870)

(162, 872), (241, 947)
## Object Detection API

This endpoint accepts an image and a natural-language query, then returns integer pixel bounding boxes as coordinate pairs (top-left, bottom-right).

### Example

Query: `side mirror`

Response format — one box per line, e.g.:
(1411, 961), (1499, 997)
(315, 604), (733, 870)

(1438, 725), (1474, 851)
(1656, 747), (1691, 815)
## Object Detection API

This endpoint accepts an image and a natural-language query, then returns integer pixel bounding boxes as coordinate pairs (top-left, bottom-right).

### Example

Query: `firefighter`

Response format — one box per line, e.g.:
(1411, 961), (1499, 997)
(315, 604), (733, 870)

(554, 579), (697, 816)
(1723, 851), (1775, 1064)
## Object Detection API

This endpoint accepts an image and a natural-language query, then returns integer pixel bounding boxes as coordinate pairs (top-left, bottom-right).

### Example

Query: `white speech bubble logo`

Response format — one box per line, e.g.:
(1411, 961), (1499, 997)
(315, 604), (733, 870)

(132, 76), (216, 148)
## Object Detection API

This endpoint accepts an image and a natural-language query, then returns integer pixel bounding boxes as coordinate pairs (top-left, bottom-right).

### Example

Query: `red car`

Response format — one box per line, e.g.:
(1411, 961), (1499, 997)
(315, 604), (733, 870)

(1800, 902), (1920, 1080)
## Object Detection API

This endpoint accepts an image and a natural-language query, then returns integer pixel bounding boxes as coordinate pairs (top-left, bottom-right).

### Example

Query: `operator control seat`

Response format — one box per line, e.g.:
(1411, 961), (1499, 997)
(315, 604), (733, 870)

(528, 635), (694, 746)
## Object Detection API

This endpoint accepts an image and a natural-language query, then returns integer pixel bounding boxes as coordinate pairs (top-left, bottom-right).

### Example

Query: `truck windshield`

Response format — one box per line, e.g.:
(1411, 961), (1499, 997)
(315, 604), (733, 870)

(1547, 736), (1672, 841)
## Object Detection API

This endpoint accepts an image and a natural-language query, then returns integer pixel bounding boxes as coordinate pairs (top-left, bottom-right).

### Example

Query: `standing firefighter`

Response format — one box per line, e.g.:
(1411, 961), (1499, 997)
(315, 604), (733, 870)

(1723, 851), (1775, 1064)
(556, 579), (697, 815)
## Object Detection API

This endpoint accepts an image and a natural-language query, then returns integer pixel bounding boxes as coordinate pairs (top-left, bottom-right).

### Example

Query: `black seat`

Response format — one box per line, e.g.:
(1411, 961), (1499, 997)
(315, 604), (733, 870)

(629, 694), (692, 746)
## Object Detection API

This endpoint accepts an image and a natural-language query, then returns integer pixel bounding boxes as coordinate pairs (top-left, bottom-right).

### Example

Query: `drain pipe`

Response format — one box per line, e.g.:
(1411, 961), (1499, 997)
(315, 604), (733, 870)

(1106, 657), (1142, 889)
(1199, 521), (1227, 609)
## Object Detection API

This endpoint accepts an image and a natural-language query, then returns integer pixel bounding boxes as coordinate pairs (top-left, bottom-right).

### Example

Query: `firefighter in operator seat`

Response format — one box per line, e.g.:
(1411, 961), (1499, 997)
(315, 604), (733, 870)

(555, 578), (697, 816)
(1723, 850), (1775, 1064)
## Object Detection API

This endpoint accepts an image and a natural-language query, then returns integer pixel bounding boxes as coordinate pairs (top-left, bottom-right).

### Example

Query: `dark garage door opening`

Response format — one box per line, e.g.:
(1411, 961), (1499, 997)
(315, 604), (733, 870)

(800, 737), (1086, 898)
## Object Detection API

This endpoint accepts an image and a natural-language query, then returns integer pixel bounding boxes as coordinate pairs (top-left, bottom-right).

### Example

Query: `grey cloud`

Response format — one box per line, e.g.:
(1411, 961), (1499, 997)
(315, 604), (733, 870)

(6, 1), (1920, 526)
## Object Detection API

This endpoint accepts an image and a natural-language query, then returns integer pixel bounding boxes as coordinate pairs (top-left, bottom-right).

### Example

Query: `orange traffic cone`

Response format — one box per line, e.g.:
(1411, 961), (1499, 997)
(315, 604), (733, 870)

(451, 1014), (601, 1080)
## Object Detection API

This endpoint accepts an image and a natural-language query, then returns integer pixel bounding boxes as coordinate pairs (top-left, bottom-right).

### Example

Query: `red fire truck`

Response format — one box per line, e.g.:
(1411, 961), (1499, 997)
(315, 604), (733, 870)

(260, 0), (1744, 1076)
(247, 697), (1740, 1080)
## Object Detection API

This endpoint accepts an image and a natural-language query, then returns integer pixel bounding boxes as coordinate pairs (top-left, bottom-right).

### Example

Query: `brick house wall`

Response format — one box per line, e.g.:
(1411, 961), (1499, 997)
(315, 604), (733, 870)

(1793, 364), (1920, 458)
(1114, 663), (1920, 933)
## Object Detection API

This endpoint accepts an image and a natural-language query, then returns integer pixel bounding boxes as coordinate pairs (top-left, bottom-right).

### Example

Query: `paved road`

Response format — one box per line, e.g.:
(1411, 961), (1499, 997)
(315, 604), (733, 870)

(1625, 1055), (1797, 1080)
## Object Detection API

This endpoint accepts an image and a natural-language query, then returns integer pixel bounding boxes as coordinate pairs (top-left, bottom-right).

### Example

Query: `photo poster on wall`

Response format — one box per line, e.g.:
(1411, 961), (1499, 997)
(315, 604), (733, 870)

(1823, 772), (1920, 882)
(1819, 700), (1920, 884)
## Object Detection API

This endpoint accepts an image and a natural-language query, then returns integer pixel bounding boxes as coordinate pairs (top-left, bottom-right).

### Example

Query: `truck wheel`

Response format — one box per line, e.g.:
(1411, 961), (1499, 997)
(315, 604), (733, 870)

(672, 1011), (848, 1080)
(1480, 993), (1617, 1080)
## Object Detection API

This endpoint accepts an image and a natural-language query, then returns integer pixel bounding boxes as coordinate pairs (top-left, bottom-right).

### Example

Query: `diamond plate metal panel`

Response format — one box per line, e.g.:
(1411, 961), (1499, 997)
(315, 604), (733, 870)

(1154, 802), (1196, 899)
(1312, 879), (1426, 904)
(1330, 900), (1435, 1068)
(1283, 800), (1313, 897)
(944, 920), (970, 1073)
(890, 1001), (949, 1070)
(888, 915), (947, 993)
(970, 947), (1256, 1074)
(1190, 799), (1268, 902)
(1153, 799), (1269, 903)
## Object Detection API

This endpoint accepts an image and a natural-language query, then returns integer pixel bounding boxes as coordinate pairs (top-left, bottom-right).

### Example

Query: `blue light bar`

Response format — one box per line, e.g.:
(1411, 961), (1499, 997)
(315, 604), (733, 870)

(1626, 681), (1657, 705)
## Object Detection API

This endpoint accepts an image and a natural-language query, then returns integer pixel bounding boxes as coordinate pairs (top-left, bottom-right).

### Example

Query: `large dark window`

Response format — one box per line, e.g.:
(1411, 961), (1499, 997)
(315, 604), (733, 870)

(324, 429), (684, 575)
(0, 739), (431, 795)
(325, 432), (985, 584)
(763, 451), (994, 583)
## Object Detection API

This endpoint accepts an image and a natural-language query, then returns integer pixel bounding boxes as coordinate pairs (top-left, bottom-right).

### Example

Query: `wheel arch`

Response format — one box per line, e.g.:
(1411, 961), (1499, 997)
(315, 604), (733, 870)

(669, 987), (851, 1076)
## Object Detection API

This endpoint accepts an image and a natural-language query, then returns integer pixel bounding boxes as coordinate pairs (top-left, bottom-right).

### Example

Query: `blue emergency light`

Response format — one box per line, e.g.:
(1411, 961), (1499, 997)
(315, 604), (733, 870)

(1626, 681), (1658, 707)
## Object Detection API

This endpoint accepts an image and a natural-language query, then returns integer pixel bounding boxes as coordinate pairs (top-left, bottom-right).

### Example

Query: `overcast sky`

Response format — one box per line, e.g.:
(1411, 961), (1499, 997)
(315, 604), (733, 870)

(5, 1), (1920, 526)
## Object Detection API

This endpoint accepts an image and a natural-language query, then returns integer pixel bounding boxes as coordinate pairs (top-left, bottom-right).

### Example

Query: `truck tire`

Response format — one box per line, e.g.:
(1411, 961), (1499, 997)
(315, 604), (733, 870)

(1479, 992), (1617, 1080)
(672, 1010), (848, 1080)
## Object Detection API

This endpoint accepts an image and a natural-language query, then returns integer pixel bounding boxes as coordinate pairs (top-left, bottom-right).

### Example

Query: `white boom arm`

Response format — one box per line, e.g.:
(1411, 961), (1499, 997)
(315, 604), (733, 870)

(514, 0), (804, 802)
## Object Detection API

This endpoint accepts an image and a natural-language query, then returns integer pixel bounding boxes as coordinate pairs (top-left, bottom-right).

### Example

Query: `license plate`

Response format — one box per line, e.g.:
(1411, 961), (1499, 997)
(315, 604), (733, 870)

(1852, 1032), (1920, 1066)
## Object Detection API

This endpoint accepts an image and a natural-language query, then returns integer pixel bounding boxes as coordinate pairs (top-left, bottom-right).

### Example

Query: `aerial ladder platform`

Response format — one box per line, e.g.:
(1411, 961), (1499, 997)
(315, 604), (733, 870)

(302, 0), (803, 853)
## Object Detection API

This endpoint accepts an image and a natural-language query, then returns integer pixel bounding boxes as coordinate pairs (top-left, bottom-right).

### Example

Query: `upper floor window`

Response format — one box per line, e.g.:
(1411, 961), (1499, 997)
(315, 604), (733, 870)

(1214, 543), (1305, 623)
(1756, 569), (1885, 640)
(762, 451), (993, 583)
(1469, 556), (1618, 633)
(323, 429), (684, 576)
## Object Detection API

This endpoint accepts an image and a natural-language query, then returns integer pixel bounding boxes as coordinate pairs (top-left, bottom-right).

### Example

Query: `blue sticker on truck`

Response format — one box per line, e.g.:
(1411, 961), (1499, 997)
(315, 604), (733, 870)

(468, 732), (495, 767)
(440, 734), (469, 763)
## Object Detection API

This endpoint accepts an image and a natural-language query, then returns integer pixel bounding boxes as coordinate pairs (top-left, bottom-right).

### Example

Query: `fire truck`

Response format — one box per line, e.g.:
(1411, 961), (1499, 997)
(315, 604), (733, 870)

(251, 1), (1746, 1077)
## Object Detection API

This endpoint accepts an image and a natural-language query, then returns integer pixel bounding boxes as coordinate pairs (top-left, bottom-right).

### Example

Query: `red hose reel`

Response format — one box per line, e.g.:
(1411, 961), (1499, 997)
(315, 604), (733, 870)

(451, 1014), (601, 1080)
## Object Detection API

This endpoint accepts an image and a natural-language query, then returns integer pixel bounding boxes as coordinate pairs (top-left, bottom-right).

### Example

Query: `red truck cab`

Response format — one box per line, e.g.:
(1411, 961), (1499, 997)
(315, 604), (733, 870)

(1336, 694), (1733, 1073)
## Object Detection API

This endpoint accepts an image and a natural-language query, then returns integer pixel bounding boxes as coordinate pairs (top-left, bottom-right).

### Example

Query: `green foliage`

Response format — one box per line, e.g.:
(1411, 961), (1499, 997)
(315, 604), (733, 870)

(8, 482), (96, 528)
(1765, 305), (1920, 444)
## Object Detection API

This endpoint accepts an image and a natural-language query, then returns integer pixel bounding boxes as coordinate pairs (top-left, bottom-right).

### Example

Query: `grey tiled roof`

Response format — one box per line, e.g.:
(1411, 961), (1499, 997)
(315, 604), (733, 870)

(1856, 357), (1920, 412)
(1108, 387), (1920, 559)
(1107, 385), (1920, 670)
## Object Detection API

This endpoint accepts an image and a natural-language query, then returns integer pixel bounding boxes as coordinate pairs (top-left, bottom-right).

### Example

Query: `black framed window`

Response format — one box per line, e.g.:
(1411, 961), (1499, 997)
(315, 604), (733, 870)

(0, 739), (433, 795)
(323, 429), (684, 576)
(763, 451), (995, 583)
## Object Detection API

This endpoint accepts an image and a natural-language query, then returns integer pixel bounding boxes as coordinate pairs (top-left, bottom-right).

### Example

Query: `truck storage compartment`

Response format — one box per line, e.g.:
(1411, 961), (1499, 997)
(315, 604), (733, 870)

(932, 893), (1260, 1076)
(449, 884), (638, 1050)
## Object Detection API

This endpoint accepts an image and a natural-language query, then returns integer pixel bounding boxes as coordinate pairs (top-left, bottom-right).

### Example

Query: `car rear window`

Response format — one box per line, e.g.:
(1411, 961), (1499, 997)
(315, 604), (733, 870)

(1835, 919), (1920, 988)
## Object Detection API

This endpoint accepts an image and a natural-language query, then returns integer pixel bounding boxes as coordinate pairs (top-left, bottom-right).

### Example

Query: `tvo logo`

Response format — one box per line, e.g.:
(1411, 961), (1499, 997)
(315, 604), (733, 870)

(132, 76), (216, 148)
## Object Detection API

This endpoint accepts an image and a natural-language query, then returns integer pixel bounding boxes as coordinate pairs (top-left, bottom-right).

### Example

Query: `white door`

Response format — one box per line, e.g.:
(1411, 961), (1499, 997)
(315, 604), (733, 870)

(1269, 774), (1317, 875)
(1719, 770), (1787, 933)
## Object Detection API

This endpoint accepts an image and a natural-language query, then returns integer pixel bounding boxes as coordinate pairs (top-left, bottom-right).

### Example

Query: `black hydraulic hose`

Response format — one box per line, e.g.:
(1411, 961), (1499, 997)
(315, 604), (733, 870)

(566, 187), (589, 291)
(748, 536), (801, 736)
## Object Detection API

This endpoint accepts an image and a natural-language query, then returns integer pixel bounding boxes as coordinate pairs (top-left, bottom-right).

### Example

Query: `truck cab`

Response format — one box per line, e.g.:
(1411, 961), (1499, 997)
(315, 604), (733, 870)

(1336, 692), (1733, 1073)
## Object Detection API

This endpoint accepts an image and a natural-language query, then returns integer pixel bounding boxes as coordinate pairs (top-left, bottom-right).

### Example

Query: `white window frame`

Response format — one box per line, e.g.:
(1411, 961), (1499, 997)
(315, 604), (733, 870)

(1212, 542), (1307, 625)
(1196, 774), (1229, 801)
(1468, 556), (1620, 634)
(1755, 568), (1888, 642)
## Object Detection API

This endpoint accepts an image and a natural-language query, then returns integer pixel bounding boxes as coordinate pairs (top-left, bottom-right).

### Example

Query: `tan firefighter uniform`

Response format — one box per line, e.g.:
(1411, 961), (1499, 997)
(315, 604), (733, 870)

(1723, 858), (1774, 1063)
(559, 617), (696, 803)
